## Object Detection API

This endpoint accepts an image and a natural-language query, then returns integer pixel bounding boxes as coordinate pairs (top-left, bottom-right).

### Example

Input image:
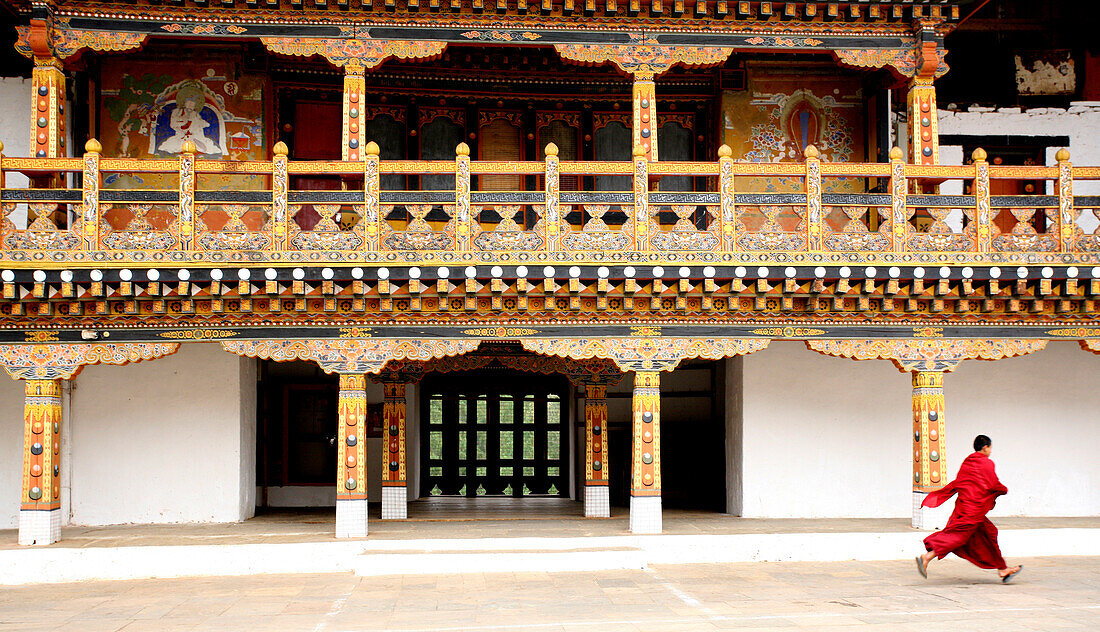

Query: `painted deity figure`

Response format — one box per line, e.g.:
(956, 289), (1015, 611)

(156, 85), (223, 156)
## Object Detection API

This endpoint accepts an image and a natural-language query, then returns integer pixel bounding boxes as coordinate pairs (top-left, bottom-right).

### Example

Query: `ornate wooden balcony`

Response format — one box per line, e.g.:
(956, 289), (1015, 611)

(1, 139), (1098, 270)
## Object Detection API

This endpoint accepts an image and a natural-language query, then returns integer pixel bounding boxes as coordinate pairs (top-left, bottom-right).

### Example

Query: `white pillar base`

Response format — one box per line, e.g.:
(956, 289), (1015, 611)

(19, 509), (61, 546)
(912, 491), (928, 529)
(335, 498), (369, 538)
(381, 486), (407, 520)
(584, 485), (610, 518)
(629, 495), (662, 534)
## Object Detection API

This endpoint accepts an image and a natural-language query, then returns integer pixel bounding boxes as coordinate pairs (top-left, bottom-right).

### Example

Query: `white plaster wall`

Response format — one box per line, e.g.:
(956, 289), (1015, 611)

(0, 77), (32, 227)
(741, 342), (911, 518)
(68, 343), (257, 525)
(0, 374), (26, 529)
(740, 340), (1100, 519)
(939, 105), (1100, 234)
(941, 342), (1100, 517)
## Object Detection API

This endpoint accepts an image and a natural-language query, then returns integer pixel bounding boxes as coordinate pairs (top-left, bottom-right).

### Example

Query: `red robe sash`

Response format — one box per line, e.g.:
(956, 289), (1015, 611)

(921, 452), (1009, 570)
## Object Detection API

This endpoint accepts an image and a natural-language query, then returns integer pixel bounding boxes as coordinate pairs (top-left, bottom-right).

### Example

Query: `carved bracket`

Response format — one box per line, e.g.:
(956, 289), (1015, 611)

(1081, 340), (1100, 355)
(806, 339), (1048, 373)
(221, 339), (479, 374)
(0, 343), (180, 380)
(522, 337), (769, 372)
(554, 40), (732, 79)
(15, 19), (147, 63)
(260, 38), (447, 71)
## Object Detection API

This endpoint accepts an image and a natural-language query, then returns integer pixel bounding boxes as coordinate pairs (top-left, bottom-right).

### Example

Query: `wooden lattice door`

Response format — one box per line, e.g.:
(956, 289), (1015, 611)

(420, 371), (569, 498)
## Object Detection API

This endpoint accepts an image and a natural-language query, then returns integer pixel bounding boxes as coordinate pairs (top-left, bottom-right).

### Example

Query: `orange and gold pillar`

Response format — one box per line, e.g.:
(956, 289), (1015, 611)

(31, 56), (66, 160)
(381, 381), (408, 519)
(912, 371), (947, 529)
(908, 76), (938, 166)
(629, 371), (662, 533)
(336, 373), (368, 537)
(20, 379), (63, 545)
(632, 72), (658, 161)
(583, 383), (610, 518)
(343, 63), (365, 162)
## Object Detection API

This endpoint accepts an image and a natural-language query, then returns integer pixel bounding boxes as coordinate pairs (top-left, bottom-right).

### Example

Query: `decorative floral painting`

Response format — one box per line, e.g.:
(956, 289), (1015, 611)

(722, 64), (867, 232)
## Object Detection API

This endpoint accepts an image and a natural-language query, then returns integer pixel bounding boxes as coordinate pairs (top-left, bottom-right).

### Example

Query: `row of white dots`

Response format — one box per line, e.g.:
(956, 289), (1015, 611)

(4, 266), (1098, 284)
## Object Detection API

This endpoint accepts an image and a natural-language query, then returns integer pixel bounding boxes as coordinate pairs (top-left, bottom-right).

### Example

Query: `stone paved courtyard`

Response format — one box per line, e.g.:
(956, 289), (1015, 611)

(1, 556), (1098, 631)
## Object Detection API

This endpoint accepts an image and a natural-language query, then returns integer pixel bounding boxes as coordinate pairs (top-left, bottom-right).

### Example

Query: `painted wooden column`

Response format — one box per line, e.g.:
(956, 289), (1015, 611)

(908, 76), (938, 166)
(632, 72), (658, 161)
(629, 371), (662, 534)
(31, 56), (66, 159)
(381, 380), (409, 520)
(336, 373), (369, 538)
(583, 383), (610, 518)
(20, 379), (63, 546)
(911, 370), (948, 529)
(343, 63), (365, 161)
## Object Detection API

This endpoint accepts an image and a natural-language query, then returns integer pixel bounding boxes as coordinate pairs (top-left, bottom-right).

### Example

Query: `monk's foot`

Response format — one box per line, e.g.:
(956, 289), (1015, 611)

(998, 565), (1021, 578)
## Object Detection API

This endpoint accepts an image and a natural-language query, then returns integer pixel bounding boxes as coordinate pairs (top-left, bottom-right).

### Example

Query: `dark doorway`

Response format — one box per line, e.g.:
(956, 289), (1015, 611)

(420, 370), (570, 498)
(257, 360), (339, 507)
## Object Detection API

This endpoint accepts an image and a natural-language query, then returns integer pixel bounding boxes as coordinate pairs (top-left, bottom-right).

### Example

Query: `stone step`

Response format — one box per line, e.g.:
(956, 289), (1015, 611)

(354, 548), (647, 576)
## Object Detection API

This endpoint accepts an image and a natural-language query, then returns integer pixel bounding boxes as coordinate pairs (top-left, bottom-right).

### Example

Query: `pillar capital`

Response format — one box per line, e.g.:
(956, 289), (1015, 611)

(1081, 340), (1100, 355)
(220, 339), (479, 375)
(806, 339), (1047, 374)
(522, 337), (768, 373)
(554, 40), (732, 78)
(15, 19), (147, 64)
(261, 37), (447, 70)
(0, 342), (180, 381)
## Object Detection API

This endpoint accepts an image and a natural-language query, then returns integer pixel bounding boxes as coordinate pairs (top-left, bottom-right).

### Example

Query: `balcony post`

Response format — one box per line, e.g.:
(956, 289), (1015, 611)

(455, 142), (471, 252)
(31, 56), (65, 160)
(583, 381), (610, 518)
(343, 63), (365, 162)
(178, 141), (195, 250)
(544, 142), (560, 253)
(632, 145), (649, 251)
(81, 139), (101, 251)
(973, 148), (991, 253)
(804, 144), (822, 251)
(911, 370), (947, 529)
(631, 72), (658, 161)
(380, 380), (408, 519)
(630, 370), (661, 533)
(272, 141), (289, 250)
(889, 146), (908, 253)
(1056, 148), (1076, 252)
(336, 372), (369, 538)
(907, 76), (938, 166)
(718, 144), (736, 251)
(19, 379), (64, 545)
(364, 141), (381, 252)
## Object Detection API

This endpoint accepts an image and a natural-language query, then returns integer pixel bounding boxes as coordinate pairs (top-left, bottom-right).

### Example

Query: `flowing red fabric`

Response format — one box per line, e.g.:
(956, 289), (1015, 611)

(921, 452), (1009, 570)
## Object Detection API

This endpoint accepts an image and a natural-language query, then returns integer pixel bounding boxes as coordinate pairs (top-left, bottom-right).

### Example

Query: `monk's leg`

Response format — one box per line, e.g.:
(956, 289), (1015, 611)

(952, 519), (1009, 570)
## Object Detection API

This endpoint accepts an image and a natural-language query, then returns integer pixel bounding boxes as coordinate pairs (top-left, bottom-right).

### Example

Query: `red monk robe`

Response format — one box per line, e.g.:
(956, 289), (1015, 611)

(921, 451), (1010, 569)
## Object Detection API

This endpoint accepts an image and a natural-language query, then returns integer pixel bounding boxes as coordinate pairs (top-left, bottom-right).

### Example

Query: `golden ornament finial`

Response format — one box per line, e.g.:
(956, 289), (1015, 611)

(272, 141), (289, 157)
(364, 141), (380, 156)
(0, 140), (5, 154)
(456, 142), (470, 157)
(632, 145), (646, 158)
(84, 138), (102, 154)
(717, 144), (732, 158)
(1055, 148), (1070, 163)
(804, 144), (820, 160)
(889, 146), (904, 161)
(544, 142), (559, 158)
(972, 147), (987, 163)
(180, 139), (197, 154)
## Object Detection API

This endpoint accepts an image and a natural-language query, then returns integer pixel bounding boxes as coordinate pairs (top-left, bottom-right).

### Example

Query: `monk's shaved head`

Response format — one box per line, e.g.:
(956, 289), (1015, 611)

(973, 435), (992, 452)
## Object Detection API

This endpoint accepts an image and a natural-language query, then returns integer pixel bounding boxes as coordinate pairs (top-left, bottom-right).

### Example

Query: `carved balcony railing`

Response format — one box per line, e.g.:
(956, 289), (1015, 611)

(0, 140), (1098, 268)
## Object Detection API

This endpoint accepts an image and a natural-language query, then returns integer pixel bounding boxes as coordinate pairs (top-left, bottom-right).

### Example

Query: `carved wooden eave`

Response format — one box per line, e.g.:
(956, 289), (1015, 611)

(220, 338), (480, 373)
(522, 337), (769, 371)
(805, 338), (1048, 373)
(0, 342), (179, 380)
